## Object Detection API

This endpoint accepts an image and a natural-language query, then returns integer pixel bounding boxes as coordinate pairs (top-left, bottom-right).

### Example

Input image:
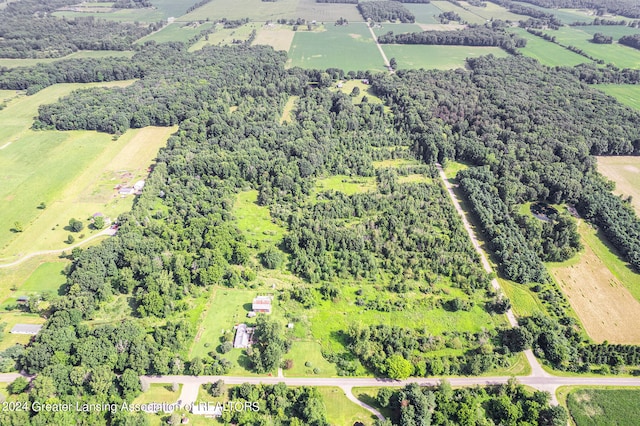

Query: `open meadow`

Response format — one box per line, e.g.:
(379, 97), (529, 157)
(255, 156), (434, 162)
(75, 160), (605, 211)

(547, 220), (640, 344)
(430, 1), (488, 24)
(598, 84), (640, 111)
(189, 23), (261, 50)
(0, 50), (134, 69)
(319, 387), (377, 426)
(136, 22), (215, 45)
(380, 44), (509, 70)
(566, 388), (640, 426)
(180, 0), (300, 22)
(509, 27), (588, 67)
(597, 156), (640, 216)
(459, 1), (528, 22)
(288, 24), (385, 71)
(541, 26), (640, 68)
(405, 3), (442, 25)
(296, 0), (362, 23)
(253, 24), (296, 52)
(511, 2), (595, 23)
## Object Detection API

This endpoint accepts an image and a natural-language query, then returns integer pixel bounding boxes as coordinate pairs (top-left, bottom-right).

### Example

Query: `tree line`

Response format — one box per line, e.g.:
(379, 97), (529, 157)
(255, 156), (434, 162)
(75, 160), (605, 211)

(516, 0), (640, 19)
(358, 1), (415, 23)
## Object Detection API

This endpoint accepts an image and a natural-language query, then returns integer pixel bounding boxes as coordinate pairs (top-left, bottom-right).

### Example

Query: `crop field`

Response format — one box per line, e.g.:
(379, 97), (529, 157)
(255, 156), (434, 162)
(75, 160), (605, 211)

(380, 44), (509, 70)
(567, 388), (640, 426)
(0, 50), (134, 69)
(150, 0), (204, 19)
(180, 0), (300, 22)
(511, 2), (594, 23)
(288, 24), (385, 71)
(189, 23), (261, 50)
(253, 25), (296, 52)
(548, 221), (640, 344)
(0, 121), (175, 259)
(296, 0), (362, 23)
(509, 28), (587, 67)
(136, 22), (215, 44)
(52, 7), (165, 23)
(598, 84), (640, 111)
(319, 387), (377, 426)
(405, 3), (442, 25)
(431, 1), (488, 24)
(597, 156), (640, 216)
(541, 26), (640, 68)
(371, 23), (423, 37)
(459, 1), (527, 22)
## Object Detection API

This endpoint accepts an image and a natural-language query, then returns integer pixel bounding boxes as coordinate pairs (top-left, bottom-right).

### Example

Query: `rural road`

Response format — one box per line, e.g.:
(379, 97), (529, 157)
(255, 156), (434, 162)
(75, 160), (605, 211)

(367, 24), (392, 71)
(0, 227), (116, 269)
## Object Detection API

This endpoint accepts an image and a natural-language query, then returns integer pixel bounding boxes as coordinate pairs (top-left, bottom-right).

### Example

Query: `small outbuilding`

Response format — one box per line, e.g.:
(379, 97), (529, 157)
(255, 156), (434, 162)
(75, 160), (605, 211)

(252, 296), (272, 314)
(16, 296), (29, 304)
(233, 324), (254, 349)
(10, 324), (42, 335)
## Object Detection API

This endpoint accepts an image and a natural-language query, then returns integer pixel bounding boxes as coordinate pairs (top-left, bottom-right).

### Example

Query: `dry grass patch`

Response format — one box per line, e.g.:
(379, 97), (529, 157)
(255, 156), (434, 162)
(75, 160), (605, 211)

(597, 156), (640, 216)
(280, 95), (299, 124)
(254, 26), (295, 52)
(549, 221), (640, 344)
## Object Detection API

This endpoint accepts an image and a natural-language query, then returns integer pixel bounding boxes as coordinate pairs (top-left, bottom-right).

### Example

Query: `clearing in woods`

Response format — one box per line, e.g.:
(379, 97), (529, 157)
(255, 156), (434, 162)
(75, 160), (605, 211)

(548, 221), (640, 344)
(379, 44), (509, 70)
(596, 156), (640, 216)
(280, 95), (299, 124)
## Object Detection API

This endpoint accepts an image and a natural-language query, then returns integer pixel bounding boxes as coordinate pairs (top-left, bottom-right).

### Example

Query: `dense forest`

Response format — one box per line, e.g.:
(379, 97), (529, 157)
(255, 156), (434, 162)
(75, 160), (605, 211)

(358, 1), (415, 23)
(0, 0), (156, 58)
(619, 34), (640, 50)
(374, 380), (567, 426)
(377, 25), (527, 50)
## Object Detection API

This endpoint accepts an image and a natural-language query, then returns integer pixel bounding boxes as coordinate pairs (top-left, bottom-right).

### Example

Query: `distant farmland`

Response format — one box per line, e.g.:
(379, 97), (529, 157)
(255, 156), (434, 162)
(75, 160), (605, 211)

(288, 24), (385, 71)
(510, 28), (587, 67)
(380, 44), (509, 70)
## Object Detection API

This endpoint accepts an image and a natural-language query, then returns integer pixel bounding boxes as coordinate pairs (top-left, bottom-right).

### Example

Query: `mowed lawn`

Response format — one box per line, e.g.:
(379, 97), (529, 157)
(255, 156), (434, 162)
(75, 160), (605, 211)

(567, 388), (640, 426)
(597, 155), (640, 216)
(288, 24), (386, 71)
(380, 44), (509, 70)
(541, 26), (640, 68)
(509, 27), (587, 67)
(180, 0), (300, 22)
(319, 387), (377, 426)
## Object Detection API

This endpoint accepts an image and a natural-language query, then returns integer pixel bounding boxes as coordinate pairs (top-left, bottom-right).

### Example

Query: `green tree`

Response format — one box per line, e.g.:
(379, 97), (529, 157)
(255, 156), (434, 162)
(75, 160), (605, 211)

(260, 246), (284, 269)
(386, 354), (413, 379)
(68, 218), (84, 232)
(249, 316), (288, 373)
(119, 369), (142, 401)
(350, 86), (360, 97)
(389, 57), (397, 70)
(12, 222), (23, 233)
(8, 377), (29, 394)
(92, 216), (105, 230)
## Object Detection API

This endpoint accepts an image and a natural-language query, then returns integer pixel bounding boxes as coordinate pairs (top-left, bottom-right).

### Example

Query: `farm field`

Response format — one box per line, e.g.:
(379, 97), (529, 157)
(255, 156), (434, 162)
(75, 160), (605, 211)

(0, 50), (135, 69)
(541, 26), (640, 68)
(405, 3), (442, 25)
(548, 221), (640, 344)
(511, 2), (595, 23)
(288, 24), (385, 71)
(319, 387), (376, 426)
(598, 84), (640, 111)
(296, 0), (362, 23)
(566, 388), (640, 426)
(52, 7), (165, 22)
(136, 22), (215, 44)
(597, 156), (640, 216)
(0, 122), (176, 260)
(509, 27), (588, 67)
(371, 23), (423, 37)
(459, 1), (527, 22)
(180, 0), (300, 22)
(380, 44), (509, 70)
(431, 1), (488, 24)
(253, 25), (296, 52)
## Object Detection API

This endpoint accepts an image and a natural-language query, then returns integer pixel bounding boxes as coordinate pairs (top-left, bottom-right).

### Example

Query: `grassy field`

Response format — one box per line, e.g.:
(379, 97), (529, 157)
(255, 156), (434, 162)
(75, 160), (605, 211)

(319, 387), (377, 426)
(541, 26), (640, 68)
(509, 27), (588, 67)
(0, 50), (135, 69)
(353, 387), (397, 419)
(189, 22), (261, 50)
(180, 0), (300, 22)
(548, 221), (640, 344)
(431, 1), (488, 24)
(459, 1), (527, 22)
(499, 278), (546, 317)
(333, 80), (385, 104)
(254, 24), (296, 52)
(0, 120), (176, 259)
(442, 160), (469, 180)
(312, 175), (377, 197)
(280, 95), (299, 124)
(284, 341), (338, 377)
(566, 388), (640, 426)
(136, 22), (215, 44)
(597, 156), (640, 216)
(597, 84), (640, 110)
(53, 8), (165, 22)
(511, 2), (595, 23)
(288, 23), (385, 71)
(380, 44), (509, 70)
(405, 3), (442, 25)
(296, 0), (362, 23)
(234, 190), (286, 248)
(17, 262), (66, 295)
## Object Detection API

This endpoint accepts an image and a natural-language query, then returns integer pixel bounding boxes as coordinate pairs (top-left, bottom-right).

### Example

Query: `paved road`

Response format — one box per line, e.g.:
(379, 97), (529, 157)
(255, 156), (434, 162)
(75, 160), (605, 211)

(0, 228), (116, 269)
